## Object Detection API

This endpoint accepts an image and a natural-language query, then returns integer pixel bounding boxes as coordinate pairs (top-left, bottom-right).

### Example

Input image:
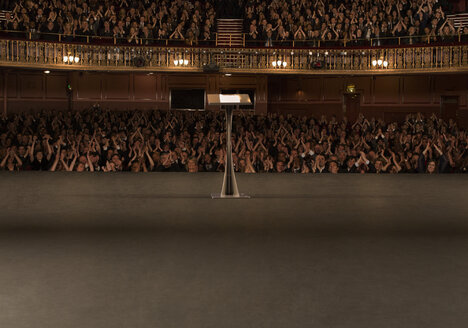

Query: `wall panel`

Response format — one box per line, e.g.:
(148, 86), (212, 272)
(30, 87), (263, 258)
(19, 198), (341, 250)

(373, 76), (400, 104)
(20, 74), (43, 99)
(348, 77), (372, 104)
(45, 74), (68, 99)
(103, 74), (130, 100)
(301, 78), (321, 101)
(322, 77), (343, 101)
(76, 73), (102, 100)
(402, 76), (432, 104)
(3, 70), (467, 121)
(134, 74), (157, 100)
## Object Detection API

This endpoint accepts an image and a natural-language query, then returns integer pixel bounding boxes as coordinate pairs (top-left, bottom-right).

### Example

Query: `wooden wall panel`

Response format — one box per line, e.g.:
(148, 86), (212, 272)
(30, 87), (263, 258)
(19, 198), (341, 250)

(7, 73), (18, 98)
(302, 77), (322, 101)
(402, 76), (432, 104)
(103, 74), (130, 100)
(20, 74), (43, 99)
(281, 77), (302, 101)
(256, 76), (268, 103)
(76, 73), (101, 99)
(167, 74), (208, 87)
(322, 77), (343, 101)
(373, 76), (400, 104)
(348, 77), (372, 104)
(160, 75), (169, 102)
(3, 69), (467, 120)
(0, 72), (3, 98)
(45, 74), (68, 99)
(219, 75), (259, 88)
(434, 74), (464, 93)
(134, 74), (157, 100)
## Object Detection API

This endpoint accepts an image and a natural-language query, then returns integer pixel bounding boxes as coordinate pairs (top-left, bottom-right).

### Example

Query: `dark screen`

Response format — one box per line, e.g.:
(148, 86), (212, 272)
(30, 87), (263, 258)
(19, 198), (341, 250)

(171, 89), (205, 110)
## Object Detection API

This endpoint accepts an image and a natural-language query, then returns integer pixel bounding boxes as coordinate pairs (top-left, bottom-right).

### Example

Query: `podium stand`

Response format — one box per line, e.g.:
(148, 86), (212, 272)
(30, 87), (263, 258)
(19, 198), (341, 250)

(207, 94), (251, 199)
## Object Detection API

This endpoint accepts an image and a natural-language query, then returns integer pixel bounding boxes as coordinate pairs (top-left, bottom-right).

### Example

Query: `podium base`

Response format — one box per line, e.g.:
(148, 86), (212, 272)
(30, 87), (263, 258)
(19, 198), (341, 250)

(211, 193), (251, 199)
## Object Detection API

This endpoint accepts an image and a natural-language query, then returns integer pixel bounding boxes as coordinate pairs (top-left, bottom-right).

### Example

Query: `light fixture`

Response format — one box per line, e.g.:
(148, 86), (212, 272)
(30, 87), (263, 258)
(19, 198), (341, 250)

(324, 51), (329, 56)
(174, 58), (188, 66)
(44, 70), (50, 74)
(63, 53), (79, 64)
(309, 51), (313, 56)
(272, 59), (287, 68)
(225, 73), (232, 76)
(372, 58), (388, 69)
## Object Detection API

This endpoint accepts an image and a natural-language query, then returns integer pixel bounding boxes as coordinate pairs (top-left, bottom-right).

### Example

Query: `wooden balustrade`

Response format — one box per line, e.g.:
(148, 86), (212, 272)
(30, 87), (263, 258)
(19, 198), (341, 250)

(0, 39), (467, 74)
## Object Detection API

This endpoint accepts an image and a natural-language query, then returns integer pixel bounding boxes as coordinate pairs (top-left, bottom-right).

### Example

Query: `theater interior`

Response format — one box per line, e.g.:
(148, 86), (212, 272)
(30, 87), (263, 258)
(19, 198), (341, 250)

(0, 0), (468, 327)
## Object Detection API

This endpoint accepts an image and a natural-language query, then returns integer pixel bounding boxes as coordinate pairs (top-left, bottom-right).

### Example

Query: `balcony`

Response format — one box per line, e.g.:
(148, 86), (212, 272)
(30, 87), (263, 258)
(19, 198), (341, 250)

(0, 37), (467, 75)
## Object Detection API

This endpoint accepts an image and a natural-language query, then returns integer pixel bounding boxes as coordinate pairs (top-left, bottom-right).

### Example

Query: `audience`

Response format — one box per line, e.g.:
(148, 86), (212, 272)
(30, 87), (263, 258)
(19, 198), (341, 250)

(0, 107), (466, 173)
(2, 0), (217, 44)
(244, 0), (466, 46)
(1, 0), (467, 46)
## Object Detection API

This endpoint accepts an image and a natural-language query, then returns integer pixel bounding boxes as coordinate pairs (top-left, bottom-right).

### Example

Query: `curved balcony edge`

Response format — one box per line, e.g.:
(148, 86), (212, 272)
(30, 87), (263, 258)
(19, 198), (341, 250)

(0, 39), (467, 75)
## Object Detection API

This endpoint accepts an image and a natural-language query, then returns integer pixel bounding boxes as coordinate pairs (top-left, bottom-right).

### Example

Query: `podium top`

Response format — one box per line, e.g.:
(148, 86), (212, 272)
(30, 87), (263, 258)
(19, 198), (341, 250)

(207, 94), (252, 106)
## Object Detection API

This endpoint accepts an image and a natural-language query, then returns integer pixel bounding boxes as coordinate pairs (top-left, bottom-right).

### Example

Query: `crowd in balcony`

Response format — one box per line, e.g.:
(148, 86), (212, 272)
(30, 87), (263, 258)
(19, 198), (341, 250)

(244, 0), (468, 46)
(2, 0), (217, 44)
(1, 107), (466, 173)
(1, 0), (467, 46)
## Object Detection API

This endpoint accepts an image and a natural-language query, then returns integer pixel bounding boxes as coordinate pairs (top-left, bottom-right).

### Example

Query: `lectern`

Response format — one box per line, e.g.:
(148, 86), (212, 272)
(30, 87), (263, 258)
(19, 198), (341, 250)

(207, 94), (251, 199)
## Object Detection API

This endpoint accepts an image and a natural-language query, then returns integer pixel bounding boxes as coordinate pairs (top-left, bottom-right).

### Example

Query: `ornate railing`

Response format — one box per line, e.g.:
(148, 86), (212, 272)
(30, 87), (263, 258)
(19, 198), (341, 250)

(1, 38), (467, 74)
(1, 29), (467, 48)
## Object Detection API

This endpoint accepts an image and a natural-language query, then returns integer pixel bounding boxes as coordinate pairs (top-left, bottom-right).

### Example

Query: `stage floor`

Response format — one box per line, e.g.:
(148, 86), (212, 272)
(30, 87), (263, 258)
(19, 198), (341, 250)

(0, 173), (468, 328)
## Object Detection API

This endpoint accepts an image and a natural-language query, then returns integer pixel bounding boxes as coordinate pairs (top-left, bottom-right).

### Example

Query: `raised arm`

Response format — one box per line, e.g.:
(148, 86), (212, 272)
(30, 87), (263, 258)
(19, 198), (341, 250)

(0, 149), (10, 168)
(49, 144), (62, 172)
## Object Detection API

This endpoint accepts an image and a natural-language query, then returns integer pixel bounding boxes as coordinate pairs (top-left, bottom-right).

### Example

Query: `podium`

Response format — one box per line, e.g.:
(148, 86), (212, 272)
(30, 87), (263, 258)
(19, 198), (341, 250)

(207, 94), (251, 199)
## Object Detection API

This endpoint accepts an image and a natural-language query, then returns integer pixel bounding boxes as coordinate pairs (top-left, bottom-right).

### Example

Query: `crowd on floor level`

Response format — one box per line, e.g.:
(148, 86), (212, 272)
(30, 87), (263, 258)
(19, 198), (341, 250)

(1, 107), (467, 173)
(1, 0), (468, 46)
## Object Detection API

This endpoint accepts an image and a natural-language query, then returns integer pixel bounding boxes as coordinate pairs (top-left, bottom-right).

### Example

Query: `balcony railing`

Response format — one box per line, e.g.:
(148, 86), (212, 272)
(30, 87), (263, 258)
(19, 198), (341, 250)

(0, 38), (467, 74)
(1, 29), (467, 48)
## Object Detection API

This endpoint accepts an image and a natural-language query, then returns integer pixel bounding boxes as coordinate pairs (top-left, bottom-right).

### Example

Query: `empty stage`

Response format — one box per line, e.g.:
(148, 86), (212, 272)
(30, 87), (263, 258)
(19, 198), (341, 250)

(0, 173), (468, 328)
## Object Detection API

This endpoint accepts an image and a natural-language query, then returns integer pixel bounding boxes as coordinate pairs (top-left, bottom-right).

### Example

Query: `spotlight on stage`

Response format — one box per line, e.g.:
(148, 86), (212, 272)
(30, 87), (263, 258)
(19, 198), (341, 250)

(207, 93), (252, 199)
